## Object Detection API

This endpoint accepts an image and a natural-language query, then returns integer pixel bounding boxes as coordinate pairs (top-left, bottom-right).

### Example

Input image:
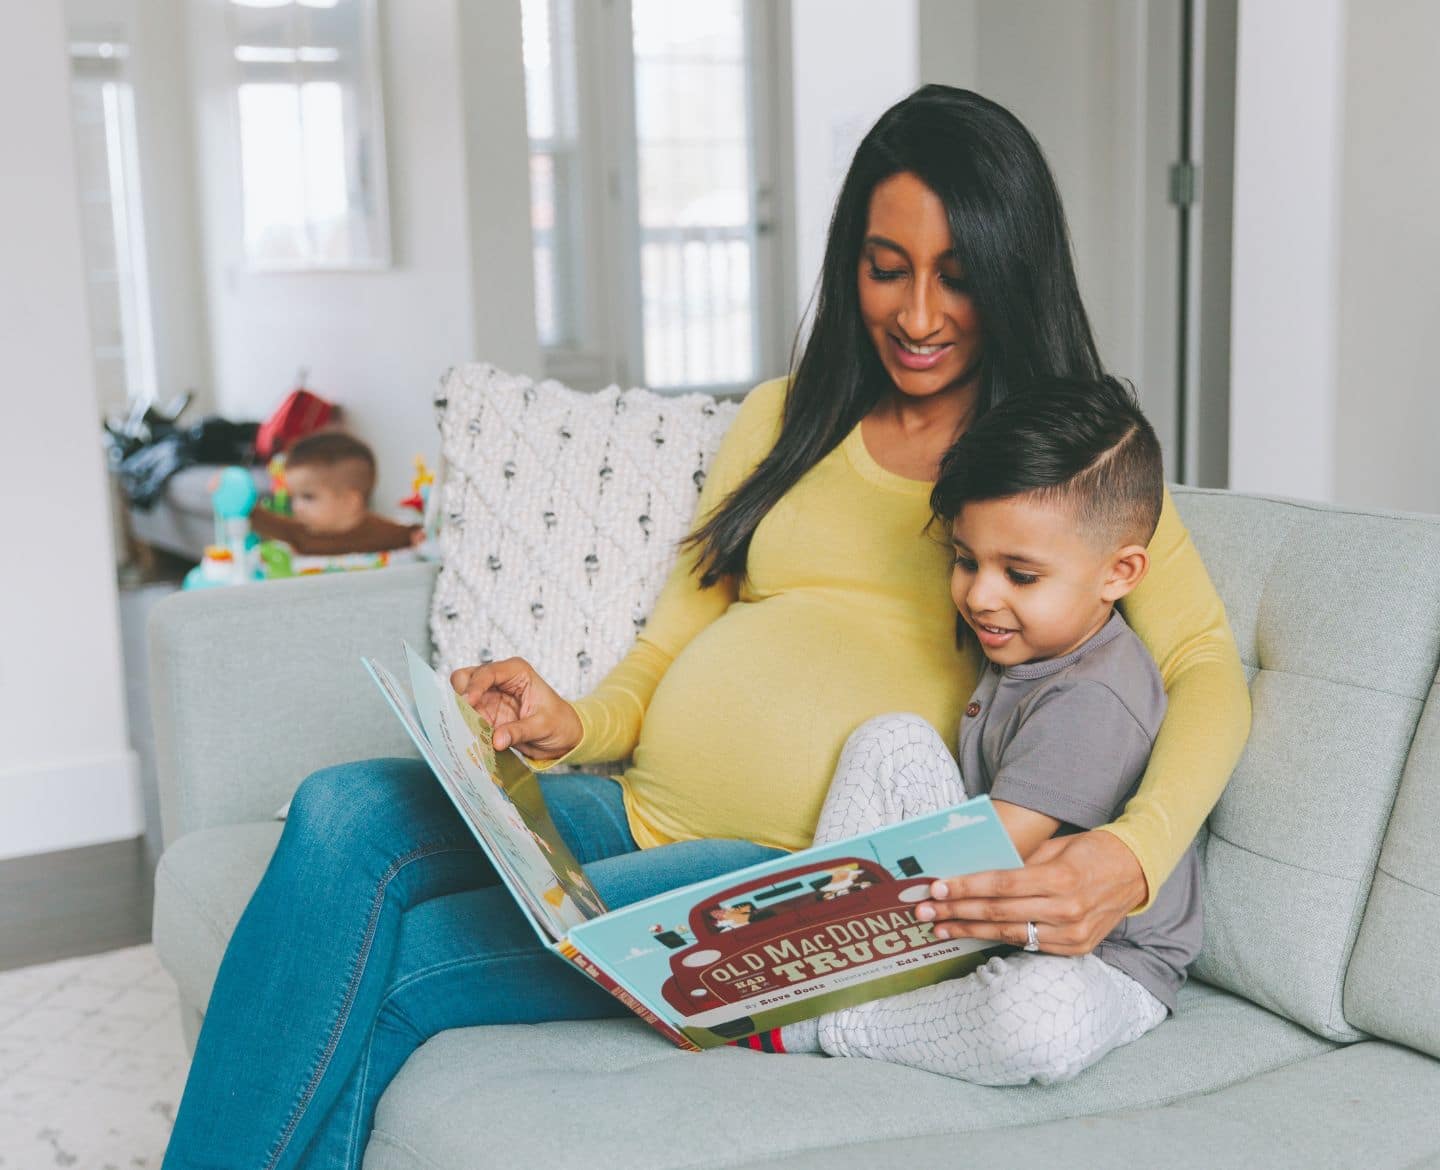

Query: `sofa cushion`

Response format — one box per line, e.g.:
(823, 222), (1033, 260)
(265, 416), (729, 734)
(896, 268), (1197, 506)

(429, 363), (739, 698)
(704, 1043), (1440, 1170)
(1174, 490), (1440, 1042)
(152, 821), (282, 1013)
(1345, 675), (1440, 1058)
(148, 567), (434, 842)
(366, 982), (1333, 1170)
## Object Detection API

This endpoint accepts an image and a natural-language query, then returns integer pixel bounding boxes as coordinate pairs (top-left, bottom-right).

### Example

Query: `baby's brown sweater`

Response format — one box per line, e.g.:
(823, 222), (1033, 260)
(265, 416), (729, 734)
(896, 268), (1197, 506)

(251, 508), (420, 555)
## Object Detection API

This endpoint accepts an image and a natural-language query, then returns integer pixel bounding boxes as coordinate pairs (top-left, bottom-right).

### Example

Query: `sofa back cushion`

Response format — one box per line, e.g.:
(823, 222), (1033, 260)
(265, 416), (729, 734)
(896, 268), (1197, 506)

(1344, 673), (1440, 1057)
(1174, 488), (1440, 1042)
(431, 363), (738, 698)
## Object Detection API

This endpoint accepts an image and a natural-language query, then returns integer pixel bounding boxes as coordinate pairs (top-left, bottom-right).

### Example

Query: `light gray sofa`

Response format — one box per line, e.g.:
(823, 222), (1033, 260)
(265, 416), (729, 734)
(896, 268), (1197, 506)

(151, 487), (1440, 1169)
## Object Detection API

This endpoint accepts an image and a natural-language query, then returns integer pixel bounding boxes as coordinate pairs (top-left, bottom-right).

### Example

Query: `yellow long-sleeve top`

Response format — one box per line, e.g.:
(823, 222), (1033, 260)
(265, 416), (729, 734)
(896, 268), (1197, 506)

(555, 378), (1251, 909)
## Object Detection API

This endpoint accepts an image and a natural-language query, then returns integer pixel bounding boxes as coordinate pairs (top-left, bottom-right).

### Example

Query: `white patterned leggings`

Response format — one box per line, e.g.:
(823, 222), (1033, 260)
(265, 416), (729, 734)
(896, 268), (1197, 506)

(803, 713), (1167, 1086)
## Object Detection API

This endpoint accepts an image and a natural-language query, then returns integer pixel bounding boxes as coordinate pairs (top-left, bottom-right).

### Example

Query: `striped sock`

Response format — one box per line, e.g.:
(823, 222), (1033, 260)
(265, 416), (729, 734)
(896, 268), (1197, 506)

(727, 1027), (786, 1053)
(726, 1018), (821, 1054)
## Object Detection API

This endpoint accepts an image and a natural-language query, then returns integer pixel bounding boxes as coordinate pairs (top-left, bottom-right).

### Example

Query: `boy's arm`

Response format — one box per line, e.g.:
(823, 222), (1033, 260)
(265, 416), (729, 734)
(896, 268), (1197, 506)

(982, 680), (1158, 849)
(991, 802), (1062, 860)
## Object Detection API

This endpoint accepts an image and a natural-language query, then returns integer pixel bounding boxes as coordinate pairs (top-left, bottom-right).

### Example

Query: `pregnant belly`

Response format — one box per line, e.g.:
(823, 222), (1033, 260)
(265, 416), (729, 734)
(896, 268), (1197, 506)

(620, 597), (971, 851)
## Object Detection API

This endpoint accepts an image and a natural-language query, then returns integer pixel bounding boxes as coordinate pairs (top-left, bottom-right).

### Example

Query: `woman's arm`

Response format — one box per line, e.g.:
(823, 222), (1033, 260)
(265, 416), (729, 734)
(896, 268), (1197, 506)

(1104, 488), (1251, 910)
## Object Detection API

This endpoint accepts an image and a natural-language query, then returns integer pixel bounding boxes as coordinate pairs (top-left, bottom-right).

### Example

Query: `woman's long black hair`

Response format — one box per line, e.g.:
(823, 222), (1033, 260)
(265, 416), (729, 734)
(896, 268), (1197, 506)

(685, 84), (1105, 586)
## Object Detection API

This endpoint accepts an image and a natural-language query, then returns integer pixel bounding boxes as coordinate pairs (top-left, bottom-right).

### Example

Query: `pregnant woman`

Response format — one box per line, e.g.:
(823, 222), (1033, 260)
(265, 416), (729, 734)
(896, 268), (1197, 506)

(163, 85), (1248, 1170)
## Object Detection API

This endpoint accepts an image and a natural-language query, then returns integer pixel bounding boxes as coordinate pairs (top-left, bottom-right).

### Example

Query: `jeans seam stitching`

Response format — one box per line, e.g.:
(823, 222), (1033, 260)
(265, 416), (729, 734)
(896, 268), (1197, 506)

(261, 837), (472, 1170)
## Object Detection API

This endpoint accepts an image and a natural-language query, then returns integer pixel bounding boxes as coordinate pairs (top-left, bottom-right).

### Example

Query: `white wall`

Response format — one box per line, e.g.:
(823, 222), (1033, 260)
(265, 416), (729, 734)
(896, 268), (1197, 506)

(1228, 0), (1346, 502)
(0, 0), (141, 859)
(965, 1), (1148, 382)
(917, 0), (978, 91)
(789, 0), (919, 321)
(190, 0), (539, 511)
(1332, 0), (1440, 512)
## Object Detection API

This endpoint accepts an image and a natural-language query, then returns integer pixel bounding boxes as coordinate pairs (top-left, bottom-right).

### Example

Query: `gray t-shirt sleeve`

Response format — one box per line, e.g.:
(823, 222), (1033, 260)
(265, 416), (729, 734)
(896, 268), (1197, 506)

(987, 680), (1156, 830)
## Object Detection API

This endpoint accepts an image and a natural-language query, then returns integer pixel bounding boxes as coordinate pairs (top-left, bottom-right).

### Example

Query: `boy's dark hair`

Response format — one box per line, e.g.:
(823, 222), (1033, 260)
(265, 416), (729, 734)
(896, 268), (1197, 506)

(931, 376), (1164, 547)
(284, 431), (377, 499)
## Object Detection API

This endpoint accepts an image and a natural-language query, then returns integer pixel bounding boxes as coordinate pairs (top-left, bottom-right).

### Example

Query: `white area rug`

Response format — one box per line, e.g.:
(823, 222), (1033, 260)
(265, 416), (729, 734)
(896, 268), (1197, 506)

(0, 945), (188, 1169)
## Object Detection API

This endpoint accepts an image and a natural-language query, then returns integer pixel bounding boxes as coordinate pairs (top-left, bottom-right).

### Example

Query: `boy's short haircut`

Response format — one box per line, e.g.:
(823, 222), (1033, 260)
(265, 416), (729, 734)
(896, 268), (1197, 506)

(931, 375), (1164, 548)
(284, 431), (377, 500)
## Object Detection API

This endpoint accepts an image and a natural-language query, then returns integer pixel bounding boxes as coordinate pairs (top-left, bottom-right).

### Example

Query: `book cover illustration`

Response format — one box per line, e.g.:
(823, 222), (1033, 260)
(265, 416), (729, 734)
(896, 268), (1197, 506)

(567, 801), (1022, 1046)
(366, 643), (1023, 1050)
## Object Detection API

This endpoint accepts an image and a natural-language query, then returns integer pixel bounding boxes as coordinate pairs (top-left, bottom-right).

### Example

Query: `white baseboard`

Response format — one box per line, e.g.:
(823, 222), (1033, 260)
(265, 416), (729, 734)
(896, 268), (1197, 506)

(0, 751), (143, 861)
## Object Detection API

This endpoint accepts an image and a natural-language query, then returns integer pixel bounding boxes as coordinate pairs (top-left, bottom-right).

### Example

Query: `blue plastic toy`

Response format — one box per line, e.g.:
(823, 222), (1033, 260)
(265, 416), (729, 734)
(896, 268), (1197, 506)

(182, 467), (262, 590)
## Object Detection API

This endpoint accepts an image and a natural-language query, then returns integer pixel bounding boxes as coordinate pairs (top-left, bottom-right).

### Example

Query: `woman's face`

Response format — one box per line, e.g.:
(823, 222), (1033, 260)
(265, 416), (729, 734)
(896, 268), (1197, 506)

(858, 171), (981, 403)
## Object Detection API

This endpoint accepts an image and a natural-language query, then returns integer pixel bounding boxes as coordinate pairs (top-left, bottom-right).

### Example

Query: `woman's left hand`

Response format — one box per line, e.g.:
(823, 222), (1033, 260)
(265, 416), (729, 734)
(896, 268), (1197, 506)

(916, 830), (1148, 956)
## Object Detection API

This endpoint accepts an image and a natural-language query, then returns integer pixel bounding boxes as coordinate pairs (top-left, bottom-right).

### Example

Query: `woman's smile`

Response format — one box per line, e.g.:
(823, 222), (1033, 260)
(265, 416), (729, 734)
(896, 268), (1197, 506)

(890, 334), (955, 370)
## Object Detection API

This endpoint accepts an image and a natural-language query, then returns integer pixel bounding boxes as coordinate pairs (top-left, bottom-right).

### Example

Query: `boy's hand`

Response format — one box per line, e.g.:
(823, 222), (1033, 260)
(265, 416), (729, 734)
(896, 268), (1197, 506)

(450, 658), (583, 761)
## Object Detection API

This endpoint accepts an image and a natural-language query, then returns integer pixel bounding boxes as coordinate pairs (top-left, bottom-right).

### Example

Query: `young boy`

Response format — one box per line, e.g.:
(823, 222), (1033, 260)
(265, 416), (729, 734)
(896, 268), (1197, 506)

(745, 376), (1202, 1086)
(251, 431), (423, 555)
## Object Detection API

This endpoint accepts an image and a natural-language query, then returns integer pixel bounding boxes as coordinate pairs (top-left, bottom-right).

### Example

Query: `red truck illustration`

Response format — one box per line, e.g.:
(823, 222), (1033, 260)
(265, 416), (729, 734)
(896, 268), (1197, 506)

(658, 854), (933, 1037)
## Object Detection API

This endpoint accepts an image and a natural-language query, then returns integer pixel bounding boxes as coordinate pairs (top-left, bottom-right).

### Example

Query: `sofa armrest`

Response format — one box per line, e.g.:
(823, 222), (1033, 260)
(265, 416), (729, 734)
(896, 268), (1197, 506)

(149, 563), (438, 846)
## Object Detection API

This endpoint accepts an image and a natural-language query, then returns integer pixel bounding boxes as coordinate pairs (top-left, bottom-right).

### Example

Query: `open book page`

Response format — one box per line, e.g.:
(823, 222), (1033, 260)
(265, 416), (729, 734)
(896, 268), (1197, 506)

(363, 646), (604, 941)
(567, 797), (1022, 1048)
(445, 682), (609, 921)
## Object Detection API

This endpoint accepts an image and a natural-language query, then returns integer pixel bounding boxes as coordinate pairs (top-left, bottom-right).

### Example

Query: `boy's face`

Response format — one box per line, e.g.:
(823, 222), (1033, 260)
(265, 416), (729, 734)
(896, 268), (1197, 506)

(949, 495), (1148, 667)
(286, 464), (365, 535)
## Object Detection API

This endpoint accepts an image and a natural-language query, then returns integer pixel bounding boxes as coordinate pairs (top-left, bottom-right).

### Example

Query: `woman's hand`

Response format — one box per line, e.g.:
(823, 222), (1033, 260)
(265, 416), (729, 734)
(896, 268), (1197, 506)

(450, 658), (583, 761)
(916, 830), (1148, 955)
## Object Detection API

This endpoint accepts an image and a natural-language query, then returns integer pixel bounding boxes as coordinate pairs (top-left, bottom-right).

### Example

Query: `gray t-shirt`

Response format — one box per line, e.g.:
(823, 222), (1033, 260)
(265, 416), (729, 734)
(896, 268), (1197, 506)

(958, 610), (1202, 1012)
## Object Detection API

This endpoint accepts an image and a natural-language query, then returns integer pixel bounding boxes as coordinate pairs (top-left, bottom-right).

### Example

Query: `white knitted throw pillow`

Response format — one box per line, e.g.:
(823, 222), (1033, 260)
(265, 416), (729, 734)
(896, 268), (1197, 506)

(430, 363), (740, 704)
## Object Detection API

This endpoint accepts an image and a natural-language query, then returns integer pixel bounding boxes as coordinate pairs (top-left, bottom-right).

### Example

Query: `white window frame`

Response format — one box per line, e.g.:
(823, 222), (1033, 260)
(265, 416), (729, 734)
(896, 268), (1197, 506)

(528, 0), (795, 395)
(70, 39), (159, 409)
(225, 0), (392, 273)
(524, 0), (587, 353)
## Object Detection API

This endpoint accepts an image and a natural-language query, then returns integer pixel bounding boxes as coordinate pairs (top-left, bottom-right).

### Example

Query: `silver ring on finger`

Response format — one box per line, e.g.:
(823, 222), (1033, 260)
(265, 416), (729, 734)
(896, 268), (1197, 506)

(1024, 921), (1041, 952)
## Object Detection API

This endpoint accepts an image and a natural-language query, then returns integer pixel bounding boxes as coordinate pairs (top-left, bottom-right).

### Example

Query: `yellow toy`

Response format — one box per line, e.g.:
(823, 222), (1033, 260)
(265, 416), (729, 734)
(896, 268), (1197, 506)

(399, 455), (434, 520)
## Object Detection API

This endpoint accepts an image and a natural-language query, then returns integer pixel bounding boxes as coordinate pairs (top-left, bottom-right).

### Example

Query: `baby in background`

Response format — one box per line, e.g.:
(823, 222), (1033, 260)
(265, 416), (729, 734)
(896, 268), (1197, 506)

(251, 431), (423, 555)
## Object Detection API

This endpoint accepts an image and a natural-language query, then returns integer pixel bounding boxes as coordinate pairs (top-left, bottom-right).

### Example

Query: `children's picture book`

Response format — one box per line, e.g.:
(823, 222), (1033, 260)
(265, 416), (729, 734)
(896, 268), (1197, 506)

(366, 643), (1024, 1051)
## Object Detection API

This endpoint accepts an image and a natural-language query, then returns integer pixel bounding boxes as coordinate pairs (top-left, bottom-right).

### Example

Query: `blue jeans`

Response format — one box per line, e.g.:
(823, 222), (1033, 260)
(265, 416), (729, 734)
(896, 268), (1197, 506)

(162, 759), (783, 1170)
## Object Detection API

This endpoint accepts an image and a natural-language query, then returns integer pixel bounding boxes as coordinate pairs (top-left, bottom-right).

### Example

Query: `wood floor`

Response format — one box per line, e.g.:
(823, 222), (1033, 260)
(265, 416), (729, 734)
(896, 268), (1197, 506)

(0, 837), (154, 972)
